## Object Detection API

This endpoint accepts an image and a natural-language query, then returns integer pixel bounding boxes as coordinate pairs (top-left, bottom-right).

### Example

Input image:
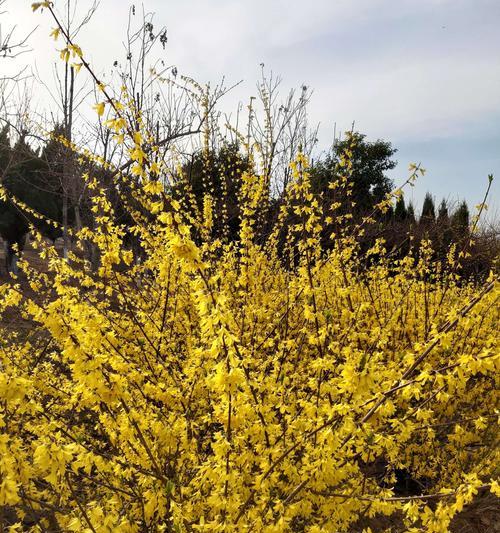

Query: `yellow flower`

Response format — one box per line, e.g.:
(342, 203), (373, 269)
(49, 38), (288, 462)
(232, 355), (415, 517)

(169, 235), (199, 262)
(93, 102), (105, 117)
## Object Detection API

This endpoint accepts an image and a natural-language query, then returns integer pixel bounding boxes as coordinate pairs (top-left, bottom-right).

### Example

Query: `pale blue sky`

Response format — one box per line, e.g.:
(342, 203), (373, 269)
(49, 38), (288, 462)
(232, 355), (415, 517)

(3, 0), (500, 214)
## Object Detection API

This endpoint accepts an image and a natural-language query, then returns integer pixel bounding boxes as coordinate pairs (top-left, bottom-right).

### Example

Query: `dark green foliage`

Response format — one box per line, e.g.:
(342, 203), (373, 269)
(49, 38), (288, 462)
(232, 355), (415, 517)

(394, 195), (407, 221)
(0, 128), (29, 267)
(437, 199), (453, 249)
(406, 202), (416, 223)
(0, 125), (11, 169)
(175, 143), (252, 242)
(420, 193), (436, 224)
(0, 122), (494, 280)
(451, 201), (470, 241)
(0, 127), (64, 271)
(310, 132), (397, 215)
(437, 199), (449, 224)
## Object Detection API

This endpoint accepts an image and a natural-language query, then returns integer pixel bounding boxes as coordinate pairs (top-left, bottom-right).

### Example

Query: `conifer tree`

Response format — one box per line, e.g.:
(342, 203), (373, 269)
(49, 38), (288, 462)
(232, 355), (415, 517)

(407, 201), (416, 224)
(437, 199), (453, 249)
(451, 200), (470, 241)
(437, 199), (449, 224)
(394, 195), (407, 221)
(420, 192), (436, 224)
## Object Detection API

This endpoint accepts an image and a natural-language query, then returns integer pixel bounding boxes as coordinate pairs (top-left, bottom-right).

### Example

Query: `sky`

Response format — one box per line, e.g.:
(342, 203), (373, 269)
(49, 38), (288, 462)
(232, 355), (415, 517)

(2, 0), (500, 215)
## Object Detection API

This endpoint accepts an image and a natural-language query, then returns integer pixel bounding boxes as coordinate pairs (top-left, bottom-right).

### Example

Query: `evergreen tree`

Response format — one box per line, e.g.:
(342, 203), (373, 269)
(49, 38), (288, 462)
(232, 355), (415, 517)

(407, 202), (416, 224)
(0, 125), (11, 168)
(420, 193), (436, 224)
(394, 195), (407, 221)
(437, 199), (452, 249)
(0, 130), (31, 272)
(437, 199), (449, 224)
(451, 201), (470, 241)
(0, 129), (64, 272)
(310, 132), (397, 215)
(175, 143), (252, 242)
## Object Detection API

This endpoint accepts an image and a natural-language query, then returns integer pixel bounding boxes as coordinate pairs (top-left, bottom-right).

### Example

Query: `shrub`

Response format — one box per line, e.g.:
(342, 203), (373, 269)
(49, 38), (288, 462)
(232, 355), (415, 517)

(0, 4), (498, 532)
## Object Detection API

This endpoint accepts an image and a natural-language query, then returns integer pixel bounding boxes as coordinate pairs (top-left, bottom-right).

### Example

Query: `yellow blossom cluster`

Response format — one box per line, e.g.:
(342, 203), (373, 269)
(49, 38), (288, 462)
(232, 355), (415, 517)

(0, 146), (498, 531)
(0, 6), (497, 532)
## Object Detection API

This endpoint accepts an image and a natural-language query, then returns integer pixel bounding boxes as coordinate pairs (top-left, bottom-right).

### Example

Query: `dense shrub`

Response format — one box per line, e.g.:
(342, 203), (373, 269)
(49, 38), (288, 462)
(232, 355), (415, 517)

(0, 4), (498, 532)
(1, 146), (498, 532)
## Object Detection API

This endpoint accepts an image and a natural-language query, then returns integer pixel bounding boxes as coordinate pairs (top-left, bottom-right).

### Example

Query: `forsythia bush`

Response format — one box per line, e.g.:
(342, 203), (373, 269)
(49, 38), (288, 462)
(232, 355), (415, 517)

(0, 4), (498, 532)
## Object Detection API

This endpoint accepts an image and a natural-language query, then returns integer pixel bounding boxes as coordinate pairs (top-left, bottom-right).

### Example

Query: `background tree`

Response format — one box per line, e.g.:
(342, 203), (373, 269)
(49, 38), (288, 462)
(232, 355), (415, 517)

(436, 198), (453, 250)
(420, 192), (436, 225)
(394, 195), (408, 221)
(437, 198), (449, 224)
(407, 201), (416, 224)
(0, 124), (27, 272)
(174, 142), (252, 243)
(246, 69), (318, 198)
(451, 200), (470, 242)
(0, 126), (63, 272)
(44, 0), (98, 257)
(310, 131), (396, 216)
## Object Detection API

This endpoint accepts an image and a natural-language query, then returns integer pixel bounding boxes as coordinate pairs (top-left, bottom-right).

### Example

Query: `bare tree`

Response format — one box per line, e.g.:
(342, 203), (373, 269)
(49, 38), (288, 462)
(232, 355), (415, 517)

(0, 0), (36, 61)
(247, 67), (319, 197)
(110, 6), (223, 178)
(84, 5), (237, 190)
(41, 0), (99, 257)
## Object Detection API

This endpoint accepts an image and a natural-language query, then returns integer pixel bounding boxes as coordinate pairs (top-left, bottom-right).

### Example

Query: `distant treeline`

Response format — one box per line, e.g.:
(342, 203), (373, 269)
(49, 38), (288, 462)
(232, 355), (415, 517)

(0, 126), (497, 278)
